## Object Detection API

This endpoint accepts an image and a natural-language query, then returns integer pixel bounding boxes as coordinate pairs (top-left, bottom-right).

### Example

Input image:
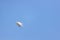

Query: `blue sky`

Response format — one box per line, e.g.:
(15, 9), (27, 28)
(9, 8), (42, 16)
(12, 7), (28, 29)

(0, 0), (60, 40)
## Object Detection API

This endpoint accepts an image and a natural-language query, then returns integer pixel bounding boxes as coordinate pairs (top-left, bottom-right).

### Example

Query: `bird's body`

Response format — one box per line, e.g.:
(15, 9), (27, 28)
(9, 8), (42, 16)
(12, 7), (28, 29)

(16, 22), (23, 27)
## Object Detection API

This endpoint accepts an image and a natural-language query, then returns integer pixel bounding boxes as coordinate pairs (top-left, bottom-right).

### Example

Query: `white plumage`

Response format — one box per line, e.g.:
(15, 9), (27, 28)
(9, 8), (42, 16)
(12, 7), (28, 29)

(16, 22), (23, 27)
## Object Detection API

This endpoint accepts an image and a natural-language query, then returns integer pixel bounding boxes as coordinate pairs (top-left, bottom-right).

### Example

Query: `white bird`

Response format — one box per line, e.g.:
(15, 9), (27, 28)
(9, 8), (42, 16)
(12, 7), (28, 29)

(16, 21), (23, 27)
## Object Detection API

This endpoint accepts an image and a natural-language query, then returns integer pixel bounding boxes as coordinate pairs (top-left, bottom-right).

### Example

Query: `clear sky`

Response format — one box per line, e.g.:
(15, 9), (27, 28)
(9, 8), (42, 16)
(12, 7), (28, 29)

(0, 0), (60, 40)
